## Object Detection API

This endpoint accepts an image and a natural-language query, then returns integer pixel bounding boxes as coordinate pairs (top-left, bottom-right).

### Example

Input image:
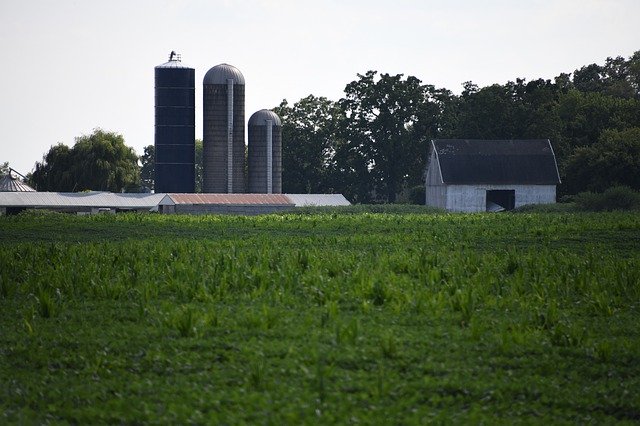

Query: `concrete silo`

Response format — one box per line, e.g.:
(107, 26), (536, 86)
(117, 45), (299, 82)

(248, 109), (282, 194)
(154, 51), (195, 193)
(202, 64), (245, 193)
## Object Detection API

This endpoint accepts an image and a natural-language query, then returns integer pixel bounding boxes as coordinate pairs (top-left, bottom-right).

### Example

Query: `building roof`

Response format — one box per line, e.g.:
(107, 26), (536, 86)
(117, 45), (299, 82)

(156, 51), (192, 69)
(285, 194), (351, 207)
(160, 194), (292, 206)
(0, 192), (352, 211)
(0, 192), (164, 208)
(248, 109), (282, 127)
(160, 194), (351, 207)
(431, 139), (561, 185)
(0, 174), (36, 192)
(203, 63), (245, 85)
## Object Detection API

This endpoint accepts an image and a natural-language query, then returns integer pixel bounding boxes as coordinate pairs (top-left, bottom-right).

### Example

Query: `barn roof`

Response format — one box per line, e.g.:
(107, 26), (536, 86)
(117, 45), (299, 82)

(431, 139), (561, 185)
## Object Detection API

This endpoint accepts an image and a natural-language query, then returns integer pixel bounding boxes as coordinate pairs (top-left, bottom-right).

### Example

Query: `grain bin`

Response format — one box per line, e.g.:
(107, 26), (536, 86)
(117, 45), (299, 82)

(202, 64), (245, 193)
(154, 51), (195, 193)
(248, 109), (282, 194)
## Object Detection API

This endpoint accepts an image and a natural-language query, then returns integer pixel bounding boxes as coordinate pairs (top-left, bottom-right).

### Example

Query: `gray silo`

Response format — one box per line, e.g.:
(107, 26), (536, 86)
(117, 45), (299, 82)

(248, 110), (282, 194)
(202, 64), (245, 193)
(154, 51), (195, 193)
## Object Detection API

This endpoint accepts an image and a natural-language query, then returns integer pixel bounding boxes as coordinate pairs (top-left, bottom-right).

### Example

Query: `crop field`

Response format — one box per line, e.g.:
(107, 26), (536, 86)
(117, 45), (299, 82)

(1, 210), (639, 424)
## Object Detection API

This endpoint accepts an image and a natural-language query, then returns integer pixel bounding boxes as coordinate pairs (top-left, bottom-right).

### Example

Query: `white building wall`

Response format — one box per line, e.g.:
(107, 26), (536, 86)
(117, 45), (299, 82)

(514, 185), (556, 207)
(444, 184), (556, 212)
(425, 150), (447, 209)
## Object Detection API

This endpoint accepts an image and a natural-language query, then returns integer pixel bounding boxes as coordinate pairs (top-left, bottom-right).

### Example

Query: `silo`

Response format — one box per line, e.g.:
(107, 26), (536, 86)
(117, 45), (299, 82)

(154, 51), (195, 193)
(203, 64), (245, 193)
(248, 110), (282, 194)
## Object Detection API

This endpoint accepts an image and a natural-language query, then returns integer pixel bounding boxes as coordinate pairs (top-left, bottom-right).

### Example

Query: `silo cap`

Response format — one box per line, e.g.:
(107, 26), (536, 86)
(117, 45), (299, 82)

(203, 63), (245, 85)
(156, 51), (193, 69)
(249, 109), (282, 126)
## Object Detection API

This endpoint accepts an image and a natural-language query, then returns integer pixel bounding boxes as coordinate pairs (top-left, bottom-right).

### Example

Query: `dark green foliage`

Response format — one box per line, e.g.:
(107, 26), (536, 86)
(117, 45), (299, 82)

(574, 186), (640, 211)
(30, 129), (140, 192)
(339, 71), (446, 202)
(139, 144), (154, 190)
(277, 51), (640, 201)
(273, 96), (344, 195)
(195, 139), (203, 193)
(408, 185), (426, 205)
(563, 127), (640, 193)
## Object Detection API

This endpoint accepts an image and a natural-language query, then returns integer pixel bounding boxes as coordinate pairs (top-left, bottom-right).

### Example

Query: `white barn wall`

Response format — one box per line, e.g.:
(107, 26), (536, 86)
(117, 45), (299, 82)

(444, 185), (556, 212)
(425, 149), (447, 209)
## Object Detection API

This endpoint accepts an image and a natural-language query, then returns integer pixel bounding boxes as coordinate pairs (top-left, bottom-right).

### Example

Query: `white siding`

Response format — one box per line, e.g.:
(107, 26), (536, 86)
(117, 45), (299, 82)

(443, 185), (556, 212)
(514, 185), (556, 207)
(425, 149), (447, 209)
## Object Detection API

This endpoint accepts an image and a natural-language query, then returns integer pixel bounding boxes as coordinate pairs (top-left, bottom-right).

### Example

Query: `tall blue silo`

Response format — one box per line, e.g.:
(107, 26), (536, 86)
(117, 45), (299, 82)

(154, 51), (195, 193)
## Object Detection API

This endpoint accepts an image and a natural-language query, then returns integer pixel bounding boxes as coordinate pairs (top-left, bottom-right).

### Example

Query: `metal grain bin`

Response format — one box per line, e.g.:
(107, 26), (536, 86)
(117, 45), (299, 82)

(203, 63), (245, 193)
(154, 52), (195, 193)
(248, 109), (282, 194)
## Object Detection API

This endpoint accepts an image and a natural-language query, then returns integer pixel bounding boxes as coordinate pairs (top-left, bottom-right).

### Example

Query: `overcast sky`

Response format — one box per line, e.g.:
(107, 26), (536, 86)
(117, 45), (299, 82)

(1, 0), (638, 174)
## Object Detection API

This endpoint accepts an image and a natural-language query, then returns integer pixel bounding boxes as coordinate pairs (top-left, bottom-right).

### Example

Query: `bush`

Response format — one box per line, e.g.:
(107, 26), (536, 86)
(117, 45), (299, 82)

(408, 185), (426, 205)
(512, 203), (577, 213)
(574, 186), (640, 211)
(285, 204), (444, 215)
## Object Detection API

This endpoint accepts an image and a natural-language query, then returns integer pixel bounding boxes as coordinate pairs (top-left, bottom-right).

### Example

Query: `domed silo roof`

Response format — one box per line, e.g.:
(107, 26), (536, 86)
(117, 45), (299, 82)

(203, 63), (245, 85)
(0, 174), (35, 192)
(249, 109), (281, 126)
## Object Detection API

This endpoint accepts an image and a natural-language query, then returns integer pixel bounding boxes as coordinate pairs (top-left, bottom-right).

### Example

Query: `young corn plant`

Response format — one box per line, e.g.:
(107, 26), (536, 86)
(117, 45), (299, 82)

(174, 306), (199, 338)
(35, 287), (57, 319)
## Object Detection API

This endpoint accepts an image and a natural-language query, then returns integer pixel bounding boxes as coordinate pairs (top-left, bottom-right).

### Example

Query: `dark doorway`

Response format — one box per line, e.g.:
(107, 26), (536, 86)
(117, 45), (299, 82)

(486, 190), (515, 211)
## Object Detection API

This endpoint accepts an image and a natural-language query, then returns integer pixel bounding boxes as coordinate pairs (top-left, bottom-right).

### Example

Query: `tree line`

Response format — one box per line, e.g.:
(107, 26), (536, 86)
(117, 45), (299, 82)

(275, 51), (640, 203)
(19, 51), (640, 201)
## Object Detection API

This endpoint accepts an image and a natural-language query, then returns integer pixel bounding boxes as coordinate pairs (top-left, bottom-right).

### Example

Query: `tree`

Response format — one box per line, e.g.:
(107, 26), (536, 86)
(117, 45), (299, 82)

(340, 71), (443, 202)
(195, 139), (203, 193)
(563, 127), (640, 193)
(0, 162), (9, 175)
(274, 96), (344, 194)
(139, 145), (154, 190)
(30, 129), (140, 192)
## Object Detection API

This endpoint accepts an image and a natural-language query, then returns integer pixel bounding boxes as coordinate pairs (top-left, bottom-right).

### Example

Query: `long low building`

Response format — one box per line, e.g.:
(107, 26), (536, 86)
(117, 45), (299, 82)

(0, 192), (350, 215)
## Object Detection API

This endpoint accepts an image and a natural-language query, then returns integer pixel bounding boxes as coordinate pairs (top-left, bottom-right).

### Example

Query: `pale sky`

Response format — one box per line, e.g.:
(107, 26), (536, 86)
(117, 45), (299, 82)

(1, 0), (639, 174)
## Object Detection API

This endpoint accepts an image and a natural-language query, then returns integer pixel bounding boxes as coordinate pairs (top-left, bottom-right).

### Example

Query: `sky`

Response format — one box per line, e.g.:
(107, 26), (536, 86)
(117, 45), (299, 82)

(1, 0), (639, 174)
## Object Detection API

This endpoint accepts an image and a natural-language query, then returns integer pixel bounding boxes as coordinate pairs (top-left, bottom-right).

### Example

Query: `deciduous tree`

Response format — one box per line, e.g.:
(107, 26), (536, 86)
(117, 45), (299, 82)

(30, 129), (140, 192)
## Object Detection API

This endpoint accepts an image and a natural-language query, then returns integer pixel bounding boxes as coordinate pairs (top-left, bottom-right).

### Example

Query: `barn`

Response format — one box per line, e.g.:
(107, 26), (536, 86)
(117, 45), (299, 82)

(425, 139), (561, 212)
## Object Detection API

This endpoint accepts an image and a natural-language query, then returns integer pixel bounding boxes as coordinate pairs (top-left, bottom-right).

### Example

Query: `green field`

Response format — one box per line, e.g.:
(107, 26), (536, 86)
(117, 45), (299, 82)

(1, 210), (639, 424)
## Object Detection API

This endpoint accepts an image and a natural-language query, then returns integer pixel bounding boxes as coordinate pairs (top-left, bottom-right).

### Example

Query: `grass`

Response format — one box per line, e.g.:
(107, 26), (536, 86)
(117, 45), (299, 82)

(0, 211), (639, 423)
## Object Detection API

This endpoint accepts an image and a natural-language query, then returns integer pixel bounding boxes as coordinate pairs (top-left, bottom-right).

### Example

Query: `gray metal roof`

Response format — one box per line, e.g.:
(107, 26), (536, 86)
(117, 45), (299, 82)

(0, 192), (351, 210)
(0, 192), (164, 208)
(285, 194), (351, 207)
(203, 63), (245, 85)
(431, 139), (561, 185)
(0, 174), (35, 192)
(248, 109), (282, 126)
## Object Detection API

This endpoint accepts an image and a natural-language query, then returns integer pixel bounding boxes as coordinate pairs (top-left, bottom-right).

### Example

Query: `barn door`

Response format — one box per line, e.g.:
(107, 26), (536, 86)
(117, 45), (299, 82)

(486, 190), (515, 212)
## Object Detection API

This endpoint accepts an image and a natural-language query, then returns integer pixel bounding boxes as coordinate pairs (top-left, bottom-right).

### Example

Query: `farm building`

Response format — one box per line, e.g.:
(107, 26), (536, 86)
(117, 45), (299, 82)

(158, 193), (350, 215)
(425, 139), (561, 212)
(0, 192), (165, 215)
(0, 192), (350, 215)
